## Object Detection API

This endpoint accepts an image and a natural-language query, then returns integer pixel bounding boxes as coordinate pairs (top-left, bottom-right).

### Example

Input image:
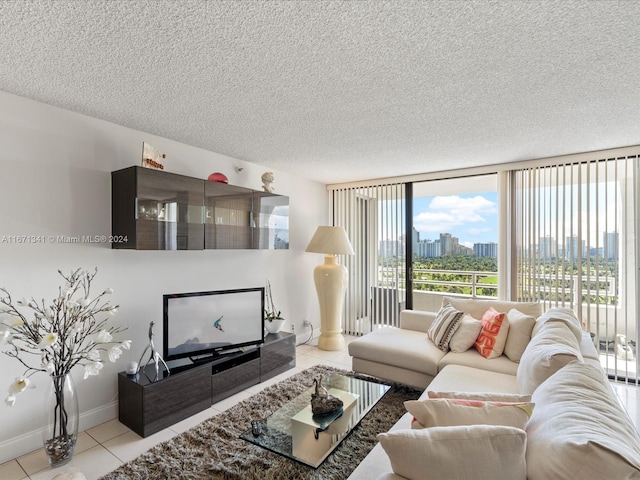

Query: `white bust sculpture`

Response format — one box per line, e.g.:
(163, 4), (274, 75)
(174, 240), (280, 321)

(262, 171), (275, 193)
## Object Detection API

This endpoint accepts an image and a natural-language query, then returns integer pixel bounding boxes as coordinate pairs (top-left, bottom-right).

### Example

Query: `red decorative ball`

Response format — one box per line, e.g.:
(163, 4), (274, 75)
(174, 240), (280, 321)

(207, 172), (229, 183)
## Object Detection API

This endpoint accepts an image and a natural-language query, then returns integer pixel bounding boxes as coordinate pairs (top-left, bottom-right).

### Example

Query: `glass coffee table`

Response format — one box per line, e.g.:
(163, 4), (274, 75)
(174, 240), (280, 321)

(240, 373), (390, 468)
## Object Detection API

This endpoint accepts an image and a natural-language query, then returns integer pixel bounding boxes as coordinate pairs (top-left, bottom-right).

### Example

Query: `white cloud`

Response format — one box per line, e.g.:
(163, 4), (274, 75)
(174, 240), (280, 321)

(414, 195), (497, 237)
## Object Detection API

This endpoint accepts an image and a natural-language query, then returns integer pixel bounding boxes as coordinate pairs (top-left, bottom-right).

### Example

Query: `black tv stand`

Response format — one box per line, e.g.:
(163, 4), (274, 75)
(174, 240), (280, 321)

(118, 332), (295, 437)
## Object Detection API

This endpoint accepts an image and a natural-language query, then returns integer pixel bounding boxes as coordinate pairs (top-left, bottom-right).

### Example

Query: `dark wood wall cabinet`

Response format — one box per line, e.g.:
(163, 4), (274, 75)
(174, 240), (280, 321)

(112, 166), (289, 250)
(118, 332), (296, 437)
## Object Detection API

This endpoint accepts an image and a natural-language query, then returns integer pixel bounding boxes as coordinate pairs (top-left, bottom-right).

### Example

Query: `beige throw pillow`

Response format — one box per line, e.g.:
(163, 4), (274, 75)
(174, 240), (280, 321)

(405, 398), (534, 430)
(527, 362), (640, 479)
(378, 425), (527, 480)
(449, 314), (483, 353)
(517, 320), (583, 395)
(504, 309), (536, 362)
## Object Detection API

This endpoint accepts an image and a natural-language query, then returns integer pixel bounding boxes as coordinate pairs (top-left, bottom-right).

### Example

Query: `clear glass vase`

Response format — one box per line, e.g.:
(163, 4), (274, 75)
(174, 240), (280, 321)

(42, 373), (79, 467)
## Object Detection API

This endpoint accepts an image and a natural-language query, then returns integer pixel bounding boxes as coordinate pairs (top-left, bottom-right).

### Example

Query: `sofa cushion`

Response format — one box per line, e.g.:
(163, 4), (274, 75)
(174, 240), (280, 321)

(348, 327), (446, 377)
(427, 304), (464, 352)
(503, 309), (536, 362)
(427, 391), (531, 402)
(405, 398), (533, 430)
(532, 306), (583, 341)
(517, 320), (583, 394)
(474, 307), (509, 359)
(377, 425), (527, 480)
(527, 361), (640, 479)
(442, 296), (542, 319)
(425, 364), (519, 399)
(439, 349), (518, 375)
(449, 314), (482, 353)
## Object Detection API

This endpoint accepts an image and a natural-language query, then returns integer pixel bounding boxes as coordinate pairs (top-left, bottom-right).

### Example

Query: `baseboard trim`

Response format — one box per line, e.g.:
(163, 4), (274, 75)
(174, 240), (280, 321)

(0, 400), (118, 464)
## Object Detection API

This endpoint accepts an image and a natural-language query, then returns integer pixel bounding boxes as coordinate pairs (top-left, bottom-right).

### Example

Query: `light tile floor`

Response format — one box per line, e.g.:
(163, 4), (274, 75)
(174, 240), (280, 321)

(1, 336), (639, 480)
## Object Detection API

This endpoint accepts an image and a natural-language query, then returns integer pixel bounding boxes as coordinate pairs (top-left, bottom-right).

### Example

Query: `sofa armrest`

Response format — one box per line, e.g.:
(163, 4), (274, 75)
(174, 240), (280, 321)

(399, 309), (437, 333)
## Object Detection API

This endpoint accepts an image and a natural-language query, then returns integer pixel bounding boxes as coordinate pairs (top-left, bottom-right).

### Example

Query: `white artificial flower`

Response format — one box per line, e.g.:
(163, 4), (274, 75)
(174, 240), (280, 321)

(108, 346), (122, 363)
(44, 308), (53, 320)
(95, 330), (112, 343)
(108, 307), (118, 316)
(121, 340), (132, 350)
(103, 288), (114, 295)
(37, 332), (58, 349)
(4, 394), (16, 407)
(0, 328), (11, 345)
(66, 299), (78, 309)
(87, 350), (101, 362)
(17, 297), (29, 306)
(83, 361), (103, 379)
(28, 300), (37, 309)
(44, 362), (55, 374)
(8, 376), (30, 394)
(77, 298), (88, 307)
(4, 317), (24, 327)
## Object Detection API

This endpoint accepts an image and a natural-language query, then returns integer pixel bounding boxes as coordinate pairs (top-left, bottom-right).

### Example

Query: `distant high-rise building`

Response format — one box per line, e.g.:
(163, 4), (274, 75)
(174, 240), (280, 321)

(565, 236), (585, 260)
(603, 231), (619, 260)
(474, 242), (497, 258)
(539, 236), (556, 260)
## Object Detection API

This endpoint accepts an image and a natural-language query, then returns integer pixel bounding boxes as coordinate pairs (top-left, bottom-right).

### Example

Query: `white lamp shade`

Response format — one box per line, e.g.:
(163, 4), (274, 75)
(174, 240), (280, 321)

(305, 226), (355, 255)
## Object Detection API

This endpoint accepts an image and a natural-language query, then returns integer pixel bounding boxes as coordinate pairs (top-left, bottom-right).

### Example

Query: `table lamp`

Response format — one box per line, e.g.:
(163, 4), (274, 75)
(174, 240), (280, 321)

(305, 226), (355, 350)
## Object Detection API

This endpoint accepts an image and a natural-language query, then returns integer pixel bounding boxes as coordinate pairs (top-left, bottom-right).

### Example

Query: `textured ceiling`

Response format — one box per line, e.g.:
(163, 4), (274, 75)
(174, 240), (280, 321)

(0, 1), (639, 184)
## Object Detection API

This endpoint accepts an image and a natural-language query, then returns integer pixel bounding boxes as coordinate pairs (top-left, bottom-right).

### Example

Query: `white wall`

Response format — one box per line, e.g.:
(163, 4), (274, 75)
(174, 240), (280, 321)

(0, 90), (329, 461)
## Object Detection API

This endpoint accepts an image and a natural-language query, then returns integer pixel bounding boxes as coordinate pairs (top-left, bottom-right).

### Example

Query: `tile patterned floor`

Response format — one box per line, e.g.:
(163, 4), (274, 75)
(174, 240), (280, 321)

(1, 336), (638, 480)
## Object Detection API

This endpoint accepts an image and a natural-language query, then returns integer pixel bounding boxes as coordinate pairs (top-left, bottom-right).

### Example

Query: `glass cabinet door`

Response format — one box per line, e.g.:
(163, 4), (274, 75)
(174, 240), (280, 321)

(253, 192), (289, 249)
(204, 181), (254, 249)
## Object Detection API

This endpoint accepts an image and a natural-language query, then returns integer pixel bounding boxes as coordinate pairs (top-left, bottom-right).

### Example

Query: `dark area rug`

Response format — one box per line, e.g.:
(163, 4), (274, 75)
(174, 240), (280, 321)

(99, 365), (421, 480)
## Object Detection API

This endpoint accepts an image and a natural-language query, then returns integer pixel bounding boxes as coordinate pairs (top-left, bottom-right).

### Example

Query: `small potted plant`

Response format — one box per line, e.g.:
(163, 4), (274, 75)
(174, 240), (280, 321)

(265, 281), (285, 334)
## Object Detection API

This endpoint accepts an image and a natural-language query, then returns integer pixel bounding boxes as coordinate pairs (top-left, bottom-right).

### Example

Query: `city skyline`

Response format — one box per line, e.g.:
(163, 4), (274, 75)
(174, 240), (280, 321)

(413, 192), (498, 248)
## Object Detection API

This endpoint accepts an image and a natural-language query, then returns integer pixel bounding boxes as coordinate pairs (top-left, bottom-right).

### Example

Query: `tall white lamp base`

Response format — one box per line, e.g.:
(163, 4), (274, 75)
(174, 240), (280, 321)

(314, 255), (347, 351)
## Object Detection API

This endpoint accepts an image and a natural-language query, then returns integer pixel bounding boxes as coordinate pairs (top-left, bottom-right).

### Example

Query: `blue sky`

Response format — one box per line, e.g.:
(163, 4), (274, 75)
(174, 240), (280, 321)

(413, 192), (498, 248)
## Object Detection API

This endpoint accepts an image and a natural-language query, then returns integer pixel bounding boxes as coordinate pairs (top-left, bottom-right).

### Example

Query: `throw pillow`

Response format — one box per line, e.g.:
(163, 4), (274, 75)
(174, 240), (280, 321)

(427, 304), (464, 352)
(378, 425), (527, 480)
(516, 320), (583, 395)
(449, 314), (483, 353)
(474, 307), (510, 359)
(427, 391), (532, 403)
(527, 361), (640, 479)
(405, 398), (534, 430)
(504, 309), (536, 362)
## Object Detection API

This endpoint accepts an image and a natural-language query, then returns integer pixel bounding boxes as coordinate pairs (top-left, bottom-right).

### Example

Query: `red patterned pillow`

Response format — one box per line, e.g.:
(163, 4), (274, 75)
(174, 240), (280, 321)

(474, 307), (510, 359)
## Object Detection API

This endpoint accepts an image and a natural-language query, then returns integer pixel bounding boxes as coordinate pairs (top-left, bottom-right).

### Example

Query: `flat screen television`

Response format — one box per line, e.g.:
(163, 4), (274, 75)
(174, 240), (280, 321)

(163, 287), (264, 363)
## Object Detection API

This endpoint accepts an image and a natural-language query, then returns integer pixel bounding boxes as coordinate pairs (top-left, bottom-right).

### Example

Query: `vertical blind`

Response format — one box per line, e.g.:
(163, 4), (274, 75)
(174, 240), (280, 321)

(331, 183), (406, 336)
(513, 154), (639, 383)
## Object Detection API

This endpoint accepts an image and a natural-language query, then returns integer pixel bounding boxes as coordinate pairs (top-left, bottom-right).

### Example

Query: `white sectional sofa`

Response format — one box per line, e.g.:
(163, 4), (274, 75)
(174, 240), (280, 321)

(347, 297), (640, 480)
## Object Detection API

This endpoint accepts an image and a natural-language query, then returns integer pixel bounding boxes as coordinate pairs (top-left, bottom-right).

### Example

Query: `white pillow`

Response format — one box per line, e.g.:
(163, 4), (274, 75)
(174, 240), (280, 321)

(504, 308), (536, 362)
(527, 361), (640, 479)
(517, 320), (583, 395)
(427, 304), (464, 352)
(378, 425), (527, 480)
(449, 314), (483, 353)
(427, 391), (532, 403)
(405, 398), (534, 430)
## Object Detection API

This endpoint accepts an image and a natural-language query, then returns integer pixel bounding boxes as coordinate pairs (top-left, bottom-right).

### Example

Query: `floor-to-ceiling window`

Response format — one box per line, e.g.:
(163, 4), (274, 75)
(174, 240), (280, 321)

(512, 153), (639, 383)
(331, 184), (406, 335)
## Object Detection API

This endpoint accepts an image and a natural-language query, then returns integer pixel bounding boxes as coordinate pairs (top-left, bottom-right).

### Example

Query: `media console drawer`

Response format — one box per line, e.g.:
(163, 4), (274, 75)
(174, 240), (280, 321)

(118, 362), (211, 437)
